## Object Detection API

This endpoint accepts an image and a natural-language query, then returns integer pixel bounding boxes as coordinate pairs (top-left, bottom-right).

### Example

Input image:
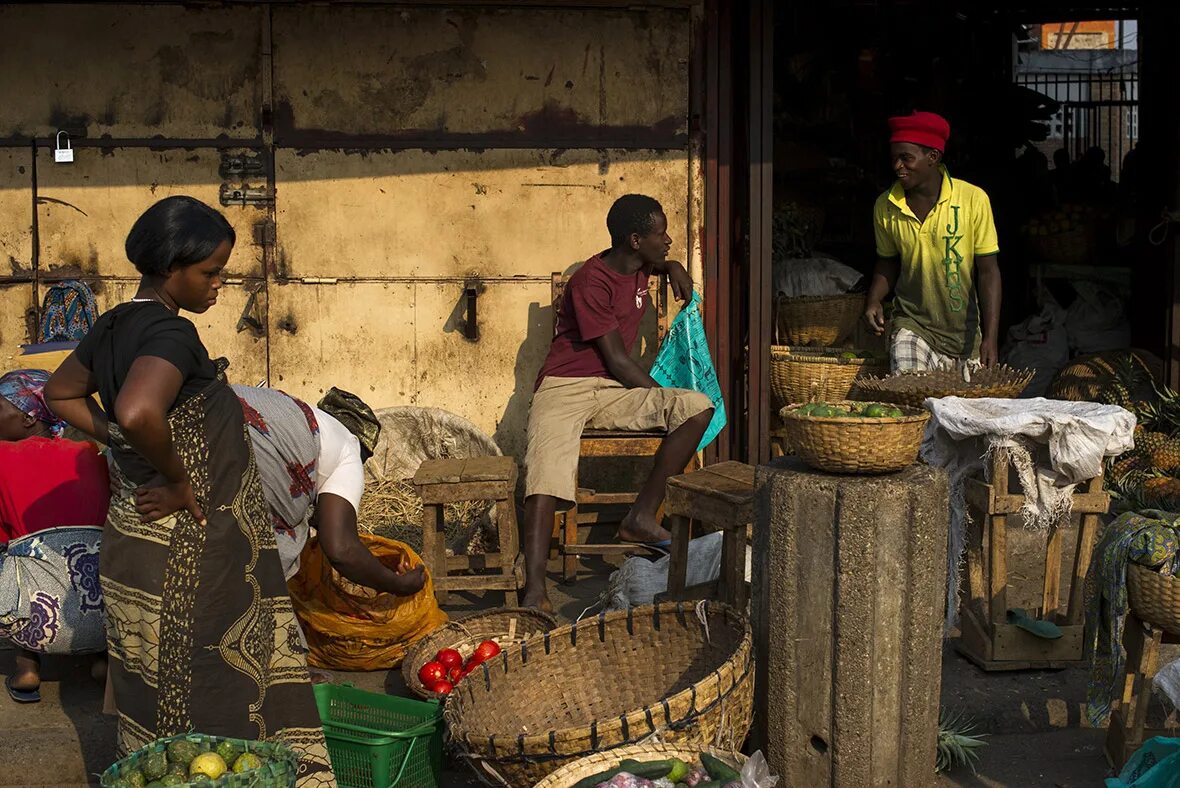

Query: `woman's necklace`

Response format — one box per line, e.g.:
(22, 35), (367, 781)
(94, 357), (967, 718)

(129, 288), (177, 312)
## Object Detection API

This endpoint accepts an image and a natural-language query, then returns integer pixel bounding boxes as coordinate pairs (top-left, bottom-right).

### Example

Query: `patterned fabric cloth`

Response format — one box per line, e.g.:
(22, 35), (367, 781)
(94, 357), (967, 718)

(890, 327), (984, 374)
(102, 365), (335, 787)
(233, 384), (320, 580)
(1084, 509), (1180, 726)
(316, 387), (380, 458)
(38, 280), (99, 343)
(0, 526), (104, 654)
(0, 369), (65, 436)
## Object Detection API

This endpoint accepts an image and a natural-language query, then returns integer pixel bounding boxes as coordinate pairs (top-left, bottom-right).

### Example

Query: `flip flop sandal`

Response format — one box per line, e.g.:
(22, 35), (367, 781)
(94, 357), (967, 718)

(1007, 607), (1063, 640)
(618, 538), (672, 556)
(5, 674), (41, 704)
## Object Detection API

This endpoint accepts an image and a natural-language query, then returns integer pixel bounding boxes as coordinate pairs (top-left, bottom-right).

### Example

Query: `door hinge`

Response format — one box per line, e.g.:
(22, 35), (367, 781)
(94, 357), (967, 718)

(253, 219), (276, 246)
(219, 151), (267, 180)
(220, 184), (273, 207)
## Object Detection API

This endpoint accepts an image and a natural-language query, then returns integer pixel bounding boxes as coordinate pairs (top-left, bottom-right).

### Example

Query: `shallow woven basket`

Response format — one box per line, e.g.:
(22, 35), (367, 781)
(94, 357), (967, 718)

(1028, 225), (1095, 265)
(852, 365), (1033, 409)
(769, 346), (887, 409)
(775, 293), (865, 347)
(446, 602), (754, 787)
(1127, 563), (1180, 637)
(100, 733), (298, 787)
(402, 607), (558, 699)
(780, 401), (930, 474)
(532, 743), (744, 788)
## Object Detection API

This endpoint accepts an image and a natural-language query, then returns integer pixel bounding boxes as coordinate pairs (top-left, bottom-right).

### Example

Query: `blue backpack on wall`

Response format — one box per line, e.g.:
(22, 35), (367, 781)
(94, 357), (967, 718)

(38, 281), (98, 343)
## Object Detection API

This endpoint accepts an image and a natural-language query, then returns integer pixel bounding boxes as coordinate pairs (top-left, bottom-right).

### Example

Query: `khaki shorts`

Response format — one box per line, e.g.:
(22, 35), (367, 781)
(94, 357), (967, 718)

(524, 376), (714, 503)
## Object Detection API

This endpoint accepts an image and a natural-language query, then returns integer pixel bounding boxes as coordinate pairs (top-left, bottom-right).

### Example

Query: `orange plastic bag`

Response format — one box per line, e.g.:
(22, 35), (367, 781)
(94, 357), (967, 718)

(287, 533), (448, 671)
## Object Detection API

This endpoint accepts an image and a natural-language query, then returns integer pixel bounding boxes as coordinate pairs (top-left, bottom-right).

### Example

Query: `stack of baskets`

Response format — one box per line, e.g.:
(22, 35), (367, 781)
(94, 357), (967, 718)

(770, 346), (887, 409)
(1127, 564), (1180, 638)
(445, 601), (753, 787)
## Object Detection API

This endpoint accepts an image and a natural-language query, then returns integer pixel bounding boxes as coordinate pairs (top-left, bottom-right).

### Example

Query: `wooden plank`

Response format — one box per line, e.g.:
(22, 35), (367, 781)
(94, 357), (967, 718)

(1042, 522), (1064, 620)
(964, 478), (995, 516)
(665, 515), (692, 596)
(413, 458), (465, 486)
(434, 574), (518, 592)
(1067, 512), (1101, 625)
(669, 470), (755, 505)
(705, 460), (756, 486)
(460, 455), (517, 482)
(417, 481), (511, 505)
(992, 623), (1084, 662)
(575, 491), (640, 506)
(989, 513), (1009, 628)
(579, 436), (664, 457)
(562, 504), (579, 582)
(496, 491), (520, 607)
(665, 486), (751, 527)
(990, 491), (1110, 515)
(721, 523), (748, 610)
(422, 503), (448, 606)
(965, 501), (987, 621)
(562, 543), (649, 556)
(955, 606), (994, 664)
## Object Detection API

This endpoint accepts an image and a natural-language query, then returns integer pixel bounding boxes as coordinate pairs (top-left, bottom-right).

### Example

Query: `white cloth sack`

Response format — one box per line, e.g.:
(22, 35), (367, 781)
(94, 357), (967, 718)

(772, 255), (864, 298)
(923, 397), (1136, 629)
(602, 532), (725, 610)
(1004, 303), (1069, 398)
(1065, 281), (1131, 355)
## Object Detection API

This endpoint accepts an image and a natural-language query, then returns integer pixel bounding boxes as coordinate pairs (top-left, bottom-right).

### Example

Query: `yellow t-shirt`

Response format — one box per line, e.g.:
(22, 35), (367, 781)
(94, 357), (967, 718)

(873, 167), (999, 359)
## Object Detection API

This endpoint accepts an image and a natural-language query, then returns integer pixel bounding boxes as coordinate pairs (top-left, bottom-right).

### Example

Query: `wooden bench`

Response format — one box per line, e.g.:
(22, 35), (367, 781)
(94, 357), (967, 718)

(413, 456), (522, 607)
(954, 448), (1108, 670)
(1105, 613), (1180, 769)
(659, 461), (755, 610)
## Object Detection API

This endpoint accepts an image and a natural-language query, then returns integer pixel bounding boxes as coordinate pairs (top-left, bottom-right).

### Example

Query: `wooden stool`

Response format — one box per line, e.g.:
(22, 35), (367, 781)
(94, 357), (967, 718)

(954, 448), (1109, 670)
(660, 461), (755, 610)
(1105, 613), (1180, 769)
(413, 456), (522, 607)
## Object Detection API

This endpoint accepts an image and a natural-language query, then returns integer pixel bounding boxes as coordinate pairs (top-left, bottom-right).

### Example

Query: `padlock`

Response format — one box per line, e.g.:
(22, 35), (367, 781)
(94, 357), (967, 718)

(54, 131), (74, 164)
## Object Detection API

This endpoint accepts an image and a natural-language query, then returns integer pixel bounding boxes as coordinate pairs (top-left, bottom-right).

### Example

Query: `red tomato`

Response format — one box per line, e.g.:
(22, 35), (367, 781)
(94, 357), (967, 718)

(418, 661), (446, 686)
(430, 679), (454, 696)
(448, 665), (463, 684)
(473, 640), (502, 662)
(436, 648), (463, 671)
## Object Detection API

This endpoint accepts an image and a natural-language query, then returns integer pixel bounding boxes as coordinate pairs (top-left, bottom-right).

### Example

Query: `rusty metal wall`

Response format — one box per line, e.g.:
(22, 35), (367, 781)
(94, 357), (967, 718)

(0, 2), (699, 462)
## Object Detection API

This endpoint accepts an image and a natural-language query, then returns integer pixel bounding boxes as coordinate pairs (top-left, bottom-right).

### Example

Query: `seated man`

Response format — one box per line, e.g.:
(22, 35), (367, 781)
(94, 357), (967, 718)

(232, 384), (425, 598)
(521, 194), (714, 611)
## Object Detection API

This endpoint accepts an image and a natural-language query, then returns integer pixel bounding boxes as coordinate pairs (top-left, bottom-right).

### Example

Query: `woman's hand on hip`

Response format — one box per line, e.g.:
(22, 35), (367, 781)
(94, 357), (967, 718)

(135, 479), (206, 526)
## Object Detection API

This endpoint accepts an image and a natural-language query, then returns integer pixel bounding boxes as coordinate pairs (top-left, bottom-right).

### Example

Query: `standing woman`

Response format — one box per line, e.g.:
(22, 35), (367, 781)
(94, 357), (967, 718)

(45, 197), (335, 786)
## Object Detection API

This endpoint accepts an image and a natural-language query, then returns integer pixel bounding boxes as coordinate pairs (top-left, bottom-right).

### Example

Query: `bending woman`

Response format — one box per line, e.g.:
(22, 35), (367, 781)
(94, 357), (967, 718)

(45, 196), (335, 786)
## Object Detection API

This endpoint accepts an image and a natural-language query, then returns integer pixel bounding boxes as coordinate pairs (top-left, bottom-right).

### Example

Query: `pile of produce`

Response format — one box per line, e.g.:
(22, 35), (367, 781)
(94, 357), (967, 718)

(1020, 202), (1105, 238)
(416, 639), (502, 696)
(572, 752), (745, 788)
(104, 738), (269, 787)
(794, 400), (904, 419)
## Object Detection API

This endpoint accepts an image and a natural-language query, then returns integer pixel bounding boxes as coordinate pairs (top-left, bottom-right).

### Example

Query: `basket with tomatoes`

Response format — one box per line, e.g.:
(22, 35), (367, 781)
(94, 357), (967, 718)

(402, 607), (558, 699)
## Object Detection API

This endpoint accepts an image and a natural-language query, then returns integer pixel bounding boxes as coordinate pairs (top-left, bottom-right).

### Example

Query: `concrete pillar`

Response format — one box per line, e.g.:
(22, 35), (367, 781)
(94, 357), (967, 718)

(751, 458), (949, 787)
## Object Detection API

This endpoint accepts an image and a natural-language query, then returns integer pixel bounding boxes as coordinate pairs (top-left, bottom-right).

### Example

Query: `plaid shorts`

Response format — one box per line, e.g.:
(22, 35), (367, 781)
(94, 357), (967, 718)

(890, 328), (981, 374)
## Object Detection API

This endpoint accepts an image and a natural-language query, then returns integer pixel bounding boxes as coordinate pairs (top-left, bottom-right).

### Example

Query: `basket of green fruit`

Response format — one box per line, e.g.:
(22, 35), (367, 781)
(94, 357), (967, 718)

(99, 733), (298, 787)
(532, 742), (749, 787)
(769, 346), (887, 409)
(780, 400), (929, 474)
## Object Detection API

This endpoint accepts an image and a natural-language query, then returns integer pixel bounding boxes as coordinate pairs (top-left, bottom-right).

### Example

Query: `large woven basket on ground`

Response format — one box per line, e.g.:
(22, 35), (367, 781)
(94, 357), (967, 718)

(532, 743), (745, 788)
(780, 401), (930, 474)
(445, 602), (754, 787)
(769, 346), (887, 408)
(852, 365), (1033, 409)
(1048, 350), (1163, 405)
(1127, 563), (1180, 637)
(775, 293), (865, 347)
(402, 607), (558, 699)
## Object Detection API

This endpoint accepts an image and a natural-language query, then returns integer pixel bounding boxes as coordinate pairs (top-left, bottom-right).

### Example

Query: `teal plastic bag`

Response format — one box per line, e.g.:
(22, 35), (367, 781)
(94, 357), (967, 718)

(1107, 737), (1180, 788)
(650, 292), (727, 451)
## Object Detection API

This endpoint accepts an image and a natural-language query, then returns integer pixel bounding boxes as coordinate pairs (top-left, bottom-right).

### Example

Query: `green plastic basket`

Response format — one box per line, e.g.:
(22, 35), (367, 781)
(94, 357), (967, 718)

(313, 683), (444, 788)
(99, 732), (298, 787)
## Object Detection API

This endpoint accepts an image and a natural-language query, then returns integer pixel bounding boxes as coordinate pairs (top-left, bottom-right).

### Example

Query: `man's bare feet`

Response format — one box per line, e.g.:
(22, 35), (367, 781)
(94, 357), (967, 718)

(520, 586), (554, 613)
(617, 510), (671, 545)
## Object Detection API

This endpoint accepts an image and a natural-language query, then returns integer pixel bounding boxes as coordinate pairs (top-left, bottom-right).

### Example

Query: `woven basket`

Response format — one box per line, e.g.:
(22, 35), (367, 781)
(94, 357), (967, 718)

(402, 607), (558, 700)
(1027, 225), (1095, 265)
(532, 743), (744, 788)
(775, 293), (865, 347)
(446, 602), (754, 787)
(1127, 563), (1180, 637)
(852, 366), (1034, 409)
(769, 346), (887, 409)
(99, 733), (298, 787)
(780, 401), (930, 474)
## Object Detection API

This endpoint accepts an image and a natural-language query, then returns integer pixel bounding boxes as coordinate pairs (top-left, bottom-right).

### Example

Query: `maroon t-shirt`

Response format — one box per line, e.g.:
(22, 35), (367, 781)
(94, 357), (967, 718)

(535, 252), (650, 389)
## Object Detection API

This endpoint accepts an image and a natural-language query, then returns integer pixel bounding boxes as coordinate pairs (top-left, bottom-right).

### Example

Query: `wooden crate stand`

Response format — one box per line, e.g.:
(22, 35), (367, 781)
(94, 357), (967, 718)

(954, 448), (1109, 671)
(413, 456), (523, 607)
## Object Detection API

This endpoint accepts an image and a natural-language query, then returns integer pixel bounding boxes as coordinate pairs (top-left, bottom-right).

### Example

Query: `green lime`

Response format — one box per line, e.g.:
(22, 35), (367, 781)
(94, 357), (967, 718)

(863, 404), (889, 418)
(215, 740), (242, 766)
(839, 351), (858, 360)
(233, 752), (265, 774)
(166, 740), (200, 766)
(887, 408), (904, 418)
(124, 769), (147, 788)
(157, 776), (183, 787)
(142, 752), (168, 781)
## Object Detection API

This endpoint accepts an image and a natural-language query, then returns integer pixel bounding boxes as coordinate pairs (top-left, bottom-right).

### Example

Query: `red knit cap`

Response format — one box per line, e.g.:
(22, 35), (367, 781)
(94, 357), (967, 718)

(888, 111), (950, 152)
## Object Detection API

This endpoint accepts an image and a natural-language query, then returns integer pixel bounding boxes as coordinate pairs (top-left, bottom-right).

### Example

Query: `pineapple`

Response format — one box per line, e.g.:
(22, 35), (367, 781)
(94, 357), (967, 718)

(1142, 476), (1180, 507)
(1150, 437), (1180, 474)
(1112, 453), (1149, 478)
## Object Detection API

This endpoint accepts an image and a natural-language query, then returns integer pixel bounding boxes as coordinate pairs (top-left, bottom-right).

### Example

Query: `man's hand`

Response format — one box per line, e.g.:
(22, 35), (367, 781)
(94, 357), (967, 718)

(135, 479), (205, 525)
(980, 337), (1000, 368)
(388, 565), (426, 596)
(665, 260), (693, 302)
(864, 301), (887, 336)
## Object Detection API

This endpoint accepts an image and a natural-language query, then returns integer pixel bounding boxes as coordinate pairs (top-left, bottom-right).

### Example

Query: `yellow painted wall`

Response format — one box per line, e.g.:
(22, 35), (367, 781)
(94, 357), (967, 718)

(0, 3), (699, 462)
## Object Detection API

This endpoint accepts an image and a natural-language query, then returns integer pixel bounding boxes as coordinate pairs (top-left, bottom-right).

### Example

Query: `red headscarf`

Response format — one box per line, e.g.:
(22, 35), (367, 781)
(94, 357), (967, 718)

(888, 111), (950, 152)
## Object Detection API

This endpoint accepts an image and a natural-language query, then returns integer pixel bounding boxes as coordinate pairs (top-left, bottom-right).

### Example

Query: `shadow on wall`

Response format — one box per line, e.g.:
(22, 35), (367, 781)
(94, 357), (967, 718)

(494, 258), (660, 495)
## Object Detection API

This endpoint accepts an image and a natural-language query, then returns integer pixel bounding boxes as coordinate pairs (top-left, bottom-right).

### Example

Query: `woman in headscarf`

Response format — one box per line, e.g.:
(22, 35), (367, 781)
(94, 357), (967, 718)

(44, 196), (335, 786)
(0, 369), (109, 703)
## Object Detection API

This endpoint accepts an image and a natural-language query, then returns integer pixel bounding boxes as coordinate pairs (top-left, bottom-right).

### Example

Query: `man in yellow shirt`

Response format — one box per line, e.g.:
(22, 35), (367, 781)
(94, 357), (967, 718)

(864, 111), (1002, 371)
